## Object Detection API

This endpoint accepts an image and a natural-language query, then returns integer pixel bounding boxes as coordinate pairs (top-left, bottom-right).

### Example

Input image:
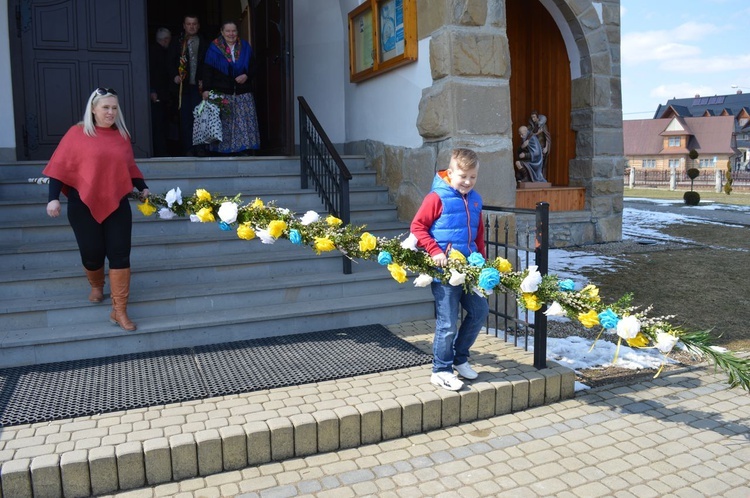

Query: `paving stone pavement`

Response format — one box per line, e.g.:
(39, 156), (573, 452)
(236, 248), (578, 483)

(98, 366), (750, 498)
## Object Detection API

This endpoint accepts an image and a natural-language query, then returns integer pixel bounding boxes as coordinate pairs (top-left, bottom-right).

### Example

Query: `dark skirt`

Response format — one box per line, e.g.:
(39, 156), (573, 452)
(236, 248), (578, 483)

(210, 92), (260, 154)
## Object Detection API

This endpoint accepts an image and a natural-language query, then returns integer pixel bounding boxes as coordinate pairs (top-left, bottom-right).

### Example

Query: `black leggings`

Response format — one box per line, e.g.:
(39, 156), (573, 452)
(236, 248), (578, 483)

(67, 191), (132, 270)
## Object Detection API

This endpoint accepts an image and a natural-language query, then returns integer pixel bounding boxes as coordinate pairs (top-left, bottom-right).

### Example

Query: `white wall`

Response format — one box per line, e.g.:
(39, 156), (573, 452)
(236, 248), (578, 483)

(293, 0), (431, 149)
(0, 0), (16, 158)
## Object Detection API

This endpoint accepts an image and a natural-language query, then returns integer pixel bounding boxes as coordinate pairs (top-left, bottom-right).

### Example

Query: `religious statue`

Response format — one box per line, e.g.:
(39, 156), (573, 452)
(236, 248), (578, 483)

(514, 125), (547, 183)
(529, 110), (551, 179)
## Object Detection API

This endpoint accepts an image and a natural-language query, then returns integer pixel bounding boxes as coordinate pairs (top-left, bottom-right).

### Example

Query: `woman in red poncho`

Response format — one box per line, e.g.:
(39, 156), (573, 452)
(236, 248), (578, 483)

(43, 88), (149, 332)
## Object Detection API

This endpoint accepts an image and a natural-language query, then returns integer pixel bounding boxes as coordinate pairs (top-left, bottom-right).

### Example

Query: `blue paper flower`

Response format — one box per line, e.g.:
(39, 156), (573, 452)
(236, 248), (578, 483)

(377, 251), (393, 265)
(598, 309), (620, 330)
(478, 267), (500, 291)
(467, 252), (486, 267)
(218, 221), (232, 231)
(289, 229), (302, 245)
(558, 279), (576, 292)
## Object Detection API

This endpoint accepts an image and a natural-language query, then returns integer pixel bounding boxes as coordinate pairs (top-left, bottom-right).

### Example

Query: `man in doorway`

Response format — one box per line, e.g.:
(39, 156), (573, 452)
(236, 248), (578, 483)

(149, 27), (172, 156)
(169, 14), (208, 156)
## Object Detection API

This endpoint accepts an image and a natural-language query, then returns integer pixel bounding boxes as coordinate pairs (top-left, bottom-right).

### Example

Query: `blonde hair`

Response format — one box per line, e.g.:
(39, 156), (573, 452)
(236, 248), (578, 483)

(451, 148), (479, 170)
(81, 89), (130, 139)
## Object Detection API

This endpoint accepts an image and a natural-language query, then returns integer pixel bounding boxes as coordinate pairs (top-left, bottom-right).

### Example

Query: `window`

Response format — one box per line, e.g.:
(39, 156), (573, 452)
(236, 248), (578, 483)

(642, 159), (656, 168)
(668, 159), (680, 169)
(668, 137), (680, 147)
(699, 159), (712, 168)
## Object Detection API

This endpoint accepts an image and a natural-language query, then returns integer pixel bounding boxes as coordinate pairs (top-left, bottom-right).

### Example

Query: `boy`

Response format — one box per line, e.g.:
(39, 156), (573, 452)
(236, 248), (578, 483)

(411, 148), (490, 391)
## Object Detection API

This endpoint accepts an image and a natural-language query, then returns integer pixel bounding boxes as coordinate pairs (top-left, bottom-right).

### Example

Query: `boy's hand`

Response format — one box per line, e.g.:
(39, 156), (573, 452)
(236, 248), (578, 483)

(432, 253), (448, 267)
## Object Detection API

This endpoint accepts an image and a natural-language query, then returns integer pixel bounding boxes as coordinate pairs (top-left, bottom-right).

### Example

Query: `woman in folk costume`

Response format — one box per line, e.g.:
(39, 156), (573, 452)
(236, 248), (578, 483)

(44, 88), (149, 332)
(202, 21), (261, 154)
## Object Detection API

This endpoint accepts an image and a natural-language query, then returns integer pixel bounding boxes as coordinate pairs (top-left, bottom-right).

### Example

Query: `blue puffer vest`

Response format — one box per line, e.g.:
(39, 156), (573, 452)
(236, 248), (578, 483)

(428, 172), (482, 257)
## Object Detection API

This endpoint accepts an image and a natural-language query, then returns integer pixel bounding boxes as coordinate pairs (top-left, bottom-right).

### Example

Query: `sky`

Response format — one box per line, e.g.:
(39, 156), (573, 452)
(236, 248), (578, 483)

(620, 0), (750, 120)
(529, 200), (750, 391)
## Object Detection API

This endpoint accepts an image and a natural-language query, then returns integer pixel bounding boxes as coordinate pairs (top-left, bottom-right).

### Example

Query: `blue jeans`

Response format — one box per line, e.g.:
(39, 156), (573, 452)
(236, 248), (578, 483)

(431, 282), (489, 373)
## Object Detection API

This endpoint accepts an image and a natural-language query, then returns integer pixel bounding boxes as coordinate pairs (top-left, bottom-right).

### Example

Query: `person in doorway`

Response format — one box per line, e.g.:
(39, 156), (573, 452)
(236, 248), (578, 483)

(202, 20), (261, 155)
(515, 125), (546, 183)
(169, 14), (208, 155)
(149, 27), (172, 156)
(410, 148), (489, 391)
(43, 88), (149, 332)
(529, 110), (551, 179)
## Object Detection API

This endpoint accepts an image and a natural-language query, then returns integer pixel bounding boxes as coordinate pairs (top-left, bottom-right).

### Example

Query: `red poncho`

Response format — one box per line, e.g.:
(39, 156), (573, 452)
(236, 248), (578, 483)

(43, 125), (144, 223)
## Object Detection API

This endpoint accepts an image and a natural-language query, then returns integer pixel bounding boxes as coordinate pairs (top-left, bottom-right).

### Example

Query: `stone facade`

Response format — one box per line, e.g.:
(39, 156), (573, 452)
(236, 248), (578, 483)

(359, 0), (624, 247)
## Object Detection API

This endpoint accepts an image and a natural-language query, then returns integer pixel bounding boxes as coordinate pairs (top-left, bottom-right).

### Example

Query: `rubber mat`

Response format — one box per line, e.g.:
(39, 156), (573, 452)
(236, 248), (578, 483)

(0, 325), (431, 427)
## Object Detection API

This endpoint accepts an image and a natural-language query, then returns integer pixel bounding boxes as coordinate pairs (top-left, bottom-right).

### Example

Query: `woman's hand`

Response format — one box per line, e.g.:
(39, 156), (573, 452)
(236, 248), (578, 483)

(431, 253), (448, 267)
(235, 74), (248, 84)
(47, 200), (61, 218)
(140, 189), (151, 201)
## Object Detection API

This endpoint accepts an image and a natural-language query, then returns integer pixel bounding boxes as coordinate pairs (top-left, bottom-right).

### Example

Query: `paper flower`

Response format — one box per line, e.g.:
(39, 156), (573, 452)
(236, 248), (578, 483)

(314, 237), (335, 254)
(578, 310), (600, 328)
(359, 232), (377, 252)
(478, 268), (500, 291)
(268, 220), (288, 239)
(218, 202), (239, 224)
(300, 210), (319, 225)
(598, 309), (619, 330)
(165, 187), (182, 207)
(616, 315), (641, 339)
(581, 284), (601, 303)
(189, 214), (200, 223)
(257, 229), (276, 244)
(656, 331), (679, 353)
(558, 279), (576, 292)
(158, 207), (176, 220)
(137, 201), (157, 216)
(414, 274), (433, 287)
(448, 269), (466, 286)
(219, 221), (231, 231)
(520, 266), (543, 293)
(448, 249), (466, 262)
(468, 252), (486, 267)
(377, 251), (393, 265)
(494, 257), (513, 273)
(400, 233), (419, 251)
(523, 293), (542, 311)
(626, 333), (649, 348)
(237, 223), (255, 240)
(251, 198), (264, 209)
(195, 207), (215, 223)
(387, 263), (407, 283)
(326, 215), (342, 227)
(544, 301), (565, 317)
(289, 229), (302, 245)
(196, 189), (212, 202)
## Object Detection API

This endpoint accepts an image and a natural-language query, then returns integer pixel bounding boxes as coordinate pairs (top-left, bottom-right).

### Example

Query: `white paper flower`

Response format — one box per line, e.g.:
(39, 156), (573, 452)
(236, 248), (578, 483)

(189, 214), (201, 223)
(401, 233), (419, 251)
(544, 301), (565, 317)
(278, 208), (291, 215)
(158, 207), (176, 220)
(257, 229), (276, 244)
(448, 269), (466, 286)
(616, 315), (641, 339)
(520, 265), (542, 293)
(165, 187), (182, 207)
(300, 211), (319, 225)
(218, 202), (239, 224)
(655, 332), (679, 354)
(413, 274), (433, 287)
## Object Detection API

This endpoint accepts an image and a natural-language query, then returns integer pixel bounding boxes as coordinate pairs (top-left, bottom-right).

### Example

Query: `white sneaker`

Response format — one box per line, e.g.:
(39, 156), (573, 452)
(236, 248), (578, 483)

(454, 362), (478, 380)
(431, 371), (464, 391)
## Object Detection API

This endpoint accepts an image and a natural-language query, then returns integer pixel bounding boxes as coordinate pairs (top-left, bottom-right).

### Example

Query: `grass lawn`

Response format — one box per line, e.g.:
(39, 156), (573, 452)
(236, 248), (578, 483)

(624, 187), (750, 206)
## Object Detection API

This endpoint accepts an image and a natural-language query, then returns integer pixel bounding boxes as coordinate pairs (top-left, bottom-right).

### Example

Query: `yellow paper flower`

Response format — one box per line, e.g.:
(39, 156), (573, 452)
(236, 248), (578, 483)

(359, 232), (377, 252)
(137, 201), (156, 217)
(313, 237), (335, 254)
(626, 333), (650, 348)
(195, 189), (212, 202)
(495, 257), (513, 273)
(581, 284), (601, 303)
(251, 198), (264, 209)
(326, 215), (343, 227)
(268, 220), (288, 239)
(578, 309), (600, 328)
(237, 223), (256, 240)
(387, 263), (408, 283)
(448, 249), (466, 262)
(196, 207), (215, 223)
(523, 293), (542, 311)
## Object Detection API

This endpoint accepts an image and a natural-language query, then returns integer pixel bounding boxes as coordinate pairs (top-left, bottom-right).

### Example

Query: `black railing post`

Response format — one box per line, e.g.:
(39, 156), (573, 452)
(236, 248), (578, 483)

(533, 201), (549, 370)
(298, 100), (308, 190)
(341, 180), (352, 274)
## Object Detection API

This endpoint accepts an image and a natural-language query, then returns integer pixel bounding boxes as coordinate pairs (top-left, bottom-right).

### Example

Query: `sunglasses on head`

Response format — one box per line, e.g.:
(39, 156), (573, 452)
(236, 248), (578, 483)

(95, 87), (117, 96)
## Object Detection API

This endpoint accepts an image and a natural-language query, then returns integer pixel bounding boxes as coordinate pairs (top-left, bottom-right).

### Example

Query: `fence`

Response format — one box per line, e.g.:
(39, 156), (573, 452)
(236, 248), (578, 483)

(624, 168), (750, 191)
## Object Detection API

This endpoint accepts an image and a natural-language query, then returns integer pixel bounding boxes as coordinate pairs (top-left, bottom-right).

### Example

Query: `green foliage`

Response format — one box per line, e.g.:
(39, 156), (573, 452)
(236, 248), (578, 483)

(724, 161), (733, 195)
(688, 149), (699, 160)
(686, 168), (700, 180)
(683, 191), (701, 205)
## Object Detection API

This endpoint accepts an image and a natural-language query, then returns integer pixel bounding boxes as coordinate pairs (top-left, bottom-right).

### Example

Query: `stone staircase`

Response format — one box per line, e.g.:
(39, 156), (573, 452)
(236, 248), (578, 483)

(0, 156), (435, 369)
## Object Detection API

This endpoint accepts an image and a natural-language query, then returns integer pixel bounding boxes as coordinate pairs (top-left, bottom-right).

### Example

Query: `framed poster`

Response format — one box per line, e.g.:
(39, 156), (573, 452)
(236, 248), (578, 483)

(349, 0), (416, 83)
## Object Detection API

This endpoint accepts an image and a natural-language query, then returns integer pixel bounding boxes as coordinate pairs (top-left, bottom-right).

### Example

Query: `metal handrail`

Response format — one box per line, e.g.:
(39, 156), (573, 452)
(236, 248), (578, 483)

(297, 96), (353, 274)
